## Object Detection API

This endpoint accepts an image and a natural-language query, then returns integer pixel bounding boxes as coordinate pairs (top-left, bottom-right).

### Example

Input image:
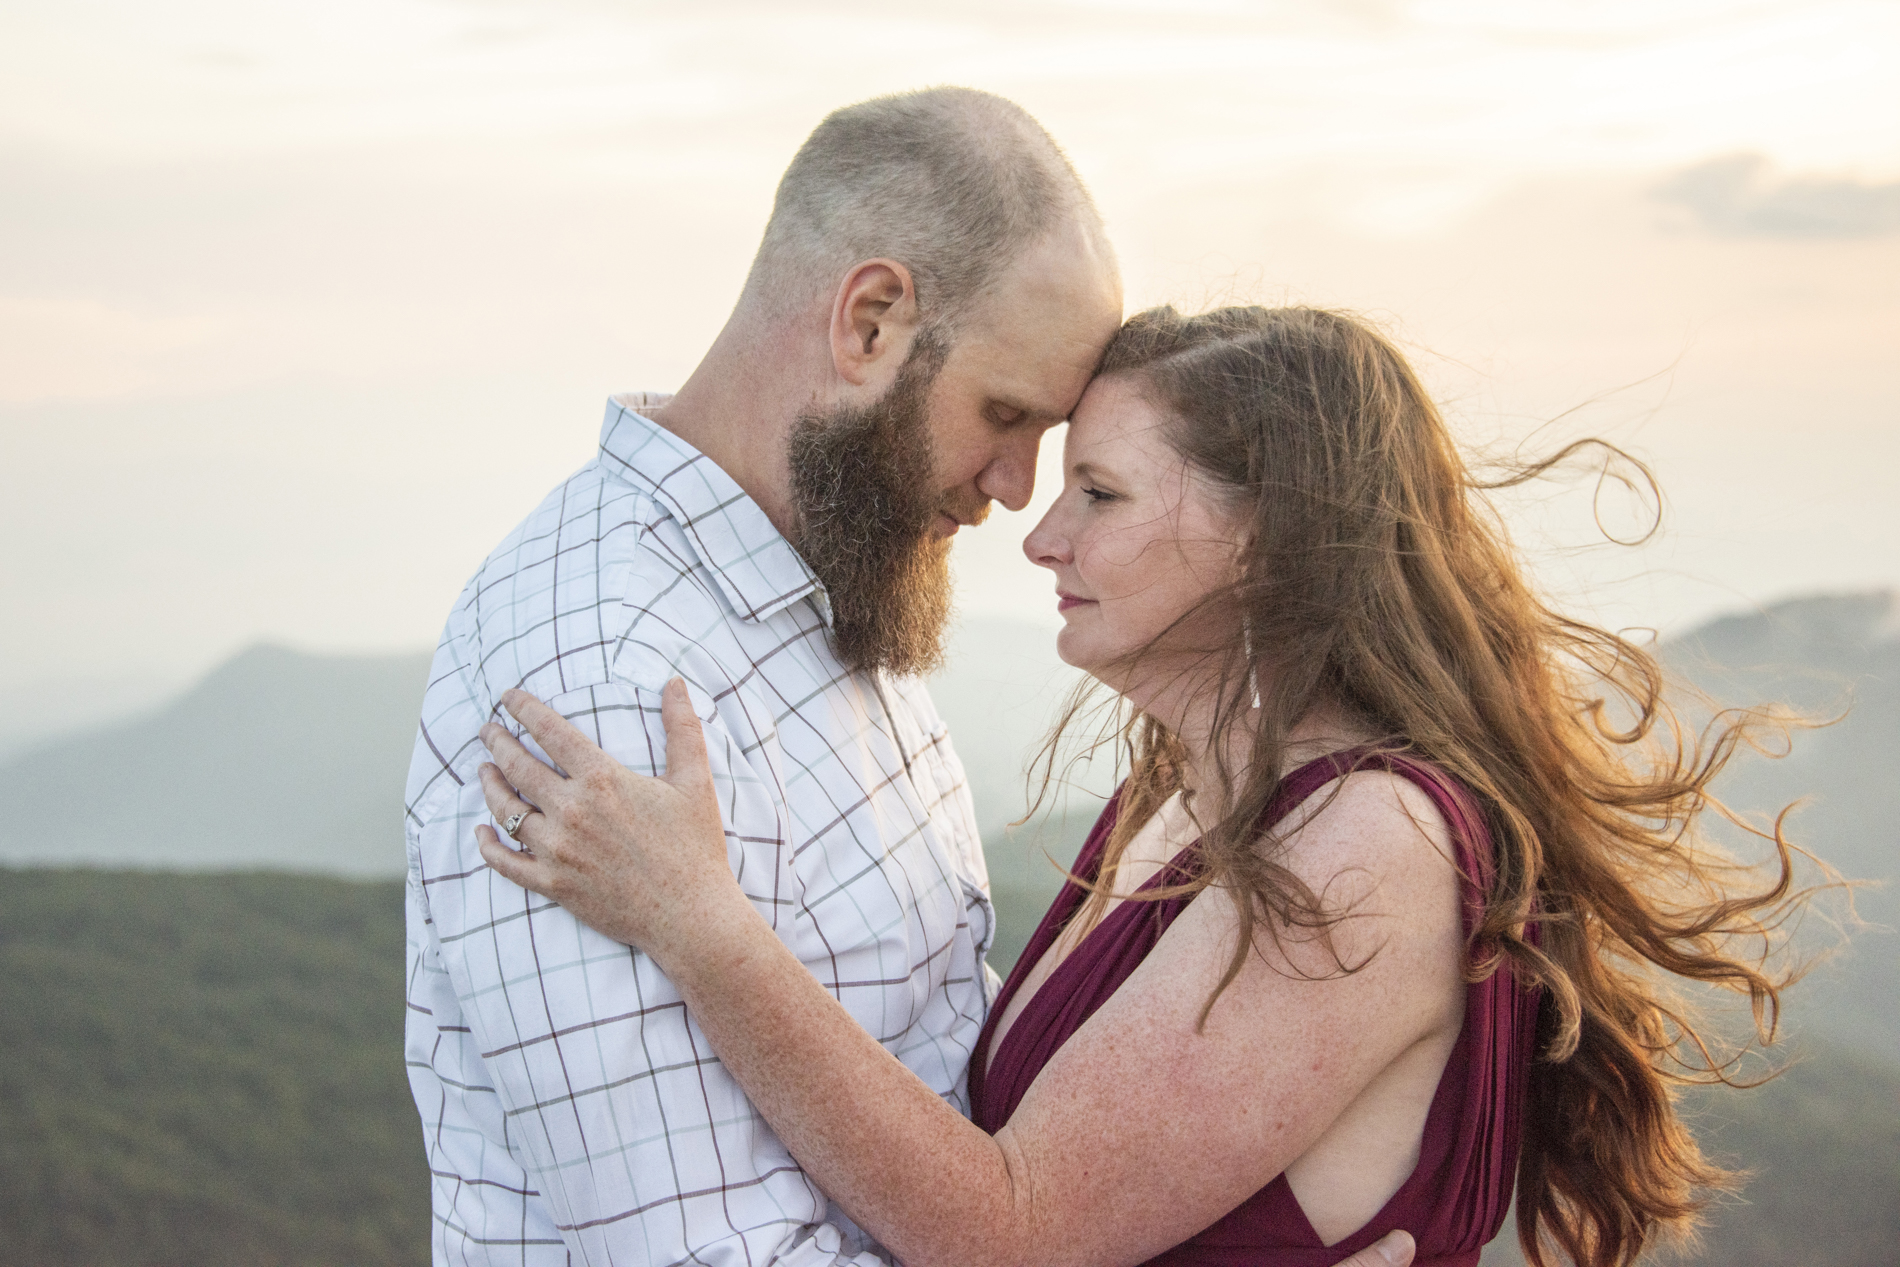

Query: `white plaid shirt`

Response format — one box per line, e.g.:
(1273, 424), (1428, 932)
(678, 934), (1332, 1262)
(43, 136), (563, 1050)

(403, 394), (996, 1266)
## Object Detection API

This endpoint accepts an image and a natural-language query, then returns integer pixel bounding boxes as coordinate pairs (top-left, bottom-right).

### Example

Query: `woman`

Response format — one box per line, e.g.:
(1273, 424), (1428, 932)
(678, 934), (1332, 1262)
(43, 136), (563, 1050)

(473, 306), (1805, 1267)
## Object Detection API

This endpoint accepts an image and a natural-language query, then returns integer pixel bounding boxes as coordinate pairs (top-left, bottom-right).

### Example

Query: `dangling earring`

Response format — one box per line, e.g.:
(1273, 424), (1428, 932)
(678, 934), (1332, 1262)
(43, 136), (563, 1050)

(1241, 614), (1262, 710)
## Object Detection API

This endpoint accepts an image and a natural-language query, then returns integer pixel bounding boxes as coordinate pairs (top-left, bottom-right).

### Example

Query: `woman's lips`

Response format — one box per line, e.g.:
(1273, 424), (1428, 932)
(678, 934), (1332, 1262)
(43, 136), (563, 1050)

(1056, 591), (1096, 613)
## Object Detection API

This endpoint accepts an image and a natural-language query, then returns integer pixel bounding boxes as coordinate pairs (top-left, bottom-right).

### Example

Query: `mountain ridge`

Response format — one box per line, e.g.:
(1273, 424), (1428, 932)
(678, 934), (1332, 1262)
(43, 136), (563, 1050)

(0, 644), (432, 875)
(4, 593), (1892, 1049)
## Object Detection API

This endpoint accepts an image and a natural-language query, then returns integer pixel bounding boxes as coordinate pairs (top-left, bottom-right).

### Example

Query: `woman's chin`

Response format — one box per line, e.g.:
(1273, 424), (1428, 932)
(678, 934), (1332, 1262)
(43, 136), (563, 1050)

(1053, 626), (1115, 681)
(1052, 625), (1089, 670)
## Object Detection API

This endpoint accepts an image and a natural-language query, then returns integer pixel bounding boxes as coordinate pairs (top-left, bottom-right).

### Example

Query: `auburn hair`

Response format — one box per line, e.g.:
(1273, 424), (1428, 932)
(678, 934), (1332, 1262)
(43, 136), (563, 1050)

(1032, 305), (1820, 1267)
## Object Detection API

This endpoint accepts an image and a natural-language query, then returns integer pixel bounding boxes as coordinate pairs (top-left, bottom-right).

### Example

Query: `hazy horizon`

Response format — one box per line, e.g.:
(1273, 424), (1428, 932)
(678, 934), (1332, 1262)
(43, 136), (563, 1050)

(4, 0), (1897, 750)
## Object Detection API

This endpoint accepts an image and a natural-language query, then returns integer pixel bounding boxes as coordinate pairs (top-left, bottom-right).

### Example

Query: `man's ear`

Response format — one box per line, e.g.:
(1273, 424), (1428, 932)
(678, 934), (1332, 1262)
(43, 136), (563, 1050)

(828, 259), (919, 388)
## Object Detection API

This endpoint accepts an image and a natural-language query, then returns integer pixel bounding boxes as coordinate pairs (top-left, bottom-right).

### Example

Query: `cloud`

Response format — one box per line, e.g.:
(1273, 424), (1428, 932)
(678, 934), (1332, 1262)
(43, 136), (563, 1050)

(1657, 153), (1900, 238)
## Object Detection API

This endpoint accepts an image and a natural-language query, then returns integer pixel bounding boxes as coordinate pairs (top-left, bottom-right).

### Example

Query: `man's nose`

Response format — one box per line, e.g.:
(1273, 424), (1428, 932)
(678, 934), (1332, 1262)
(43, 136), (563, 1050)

(975, 429), (1043, 513)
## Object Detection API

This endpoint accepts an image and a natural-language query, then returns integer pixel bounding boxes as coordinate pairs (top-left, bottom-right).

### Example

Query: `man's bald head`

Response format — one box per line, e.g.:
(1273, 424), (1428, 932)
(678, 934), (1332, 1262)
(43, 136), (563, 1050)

(669, 89), (1121, 676)
(742, 87), (1110, 333)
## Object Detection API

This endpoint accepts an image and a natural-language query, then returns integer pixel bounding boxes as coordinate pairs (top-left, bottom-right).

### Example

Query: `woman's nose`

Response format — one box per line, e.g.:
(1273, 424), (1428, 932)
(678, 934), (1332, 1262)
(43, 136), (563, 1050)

(1023, 507), (1071, 569)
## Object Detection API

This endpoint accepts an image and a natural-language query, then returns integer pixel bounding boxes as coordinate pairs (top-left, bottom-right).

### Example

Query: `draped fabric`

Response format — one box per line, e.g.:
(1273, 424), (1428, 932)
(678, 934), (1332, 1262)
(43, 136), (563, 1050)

(970, 749), (1541, 1267)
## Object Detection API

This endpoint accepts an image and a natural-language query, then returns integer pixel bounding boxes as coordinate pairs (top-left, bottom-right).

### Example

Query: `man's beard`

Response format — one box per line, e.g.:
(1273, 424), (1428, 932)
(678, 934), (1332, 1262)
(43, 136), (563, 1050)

(787, 332), (980, 677)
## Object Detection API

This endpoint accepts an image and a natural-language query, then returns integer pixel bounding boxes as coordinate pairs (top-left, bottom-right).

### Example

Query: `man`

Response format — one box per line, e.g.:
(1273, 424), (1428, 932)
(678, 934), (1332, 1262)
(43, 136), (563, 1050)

(404, 87), (1416, 1267)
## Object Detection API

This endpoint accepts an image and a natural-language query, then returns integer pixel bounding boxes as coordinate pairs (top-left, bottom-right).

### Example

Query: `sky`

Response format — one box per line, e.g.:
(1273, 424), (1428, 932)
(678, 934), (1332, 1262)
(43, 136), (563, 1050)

(2, 0), (1897, 748)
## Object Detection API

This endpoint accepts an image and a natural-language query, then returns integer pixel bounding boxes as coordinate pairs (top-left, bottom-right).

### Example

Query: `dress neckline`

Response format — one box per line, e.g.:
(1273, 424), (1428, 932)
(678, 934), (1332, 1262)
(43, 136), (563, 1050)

(983, 746), (1386, 1090)
(984, 802), (1190, 1078)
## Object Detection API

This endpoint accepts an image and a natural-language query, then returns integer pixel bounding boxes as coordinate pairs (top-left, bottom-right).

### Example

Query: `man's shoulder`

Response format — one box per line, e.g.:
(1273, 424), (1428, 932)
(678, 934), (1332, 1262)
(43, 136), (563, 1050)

(413, 451), (766, 754)
(471, 454), (656, 598)
(405, 459), (633, 804)
(456, 457), (654, 666)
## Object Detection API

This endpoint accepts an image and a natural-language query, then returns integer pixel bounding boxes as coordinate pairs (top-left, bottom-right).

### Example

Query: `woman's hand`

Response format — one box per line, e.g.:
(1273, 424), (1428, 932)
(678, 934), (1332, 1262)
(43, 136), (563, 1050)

(474, 679), (741, 958)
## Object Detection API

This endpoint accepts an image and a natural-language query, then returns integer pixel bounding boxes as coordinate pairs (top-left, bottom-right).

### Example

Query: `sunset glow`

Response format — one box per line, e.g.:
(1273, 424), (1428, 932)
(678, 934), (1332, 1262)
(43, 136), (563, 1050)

(2, 0), (1896, 734)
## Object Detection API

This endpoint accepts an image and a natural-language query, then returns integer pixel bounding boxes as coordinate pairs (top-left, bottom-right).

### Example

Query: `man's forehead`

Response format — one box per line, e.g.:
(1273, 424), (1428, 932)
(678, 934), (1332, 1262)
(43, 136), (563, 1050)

(955, 293), (1121, 414)
(954, 331), (1104, 420)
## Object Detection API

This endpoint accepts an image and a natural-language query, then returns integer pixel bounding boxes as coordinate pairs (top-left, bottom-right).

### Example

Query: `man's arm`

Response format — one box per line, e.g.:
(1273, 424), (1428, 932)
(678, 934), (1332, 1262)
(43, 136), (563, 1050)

(405, 669), (889, 1266)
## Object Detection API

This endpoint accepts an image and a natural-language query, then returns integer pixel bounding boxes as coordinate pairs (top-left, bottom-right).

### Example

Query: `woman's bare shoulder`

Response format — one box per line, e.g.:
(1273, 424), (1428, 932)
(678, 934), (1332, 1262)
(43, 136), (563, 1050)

(1273, 762), (1458, 867)
(1263, 765), (1466, 959)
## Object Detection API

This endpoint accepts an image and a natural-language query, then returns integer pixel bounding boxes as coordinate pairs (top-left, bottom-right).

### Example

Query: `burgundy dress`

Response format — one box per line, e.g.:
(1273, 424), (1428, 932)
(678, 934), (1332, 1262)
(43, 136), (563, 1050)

(969, 749), (1540, 1267)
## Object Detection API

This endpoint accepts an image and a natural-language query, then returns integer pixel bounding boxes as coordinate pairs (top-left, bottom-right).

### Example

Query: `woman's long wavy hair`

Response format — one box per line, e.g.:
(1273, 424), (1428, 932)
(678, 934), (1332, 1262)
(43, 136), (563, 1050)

(1035, 305), (1823, 1267)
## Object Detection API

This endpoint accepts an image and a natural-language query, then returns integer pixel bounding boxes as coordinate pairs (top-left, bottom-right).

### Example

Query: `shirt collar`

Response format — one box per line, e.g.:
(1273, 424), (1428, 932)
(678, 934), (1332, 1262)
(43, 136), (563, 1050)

(598, 393), (826, 625)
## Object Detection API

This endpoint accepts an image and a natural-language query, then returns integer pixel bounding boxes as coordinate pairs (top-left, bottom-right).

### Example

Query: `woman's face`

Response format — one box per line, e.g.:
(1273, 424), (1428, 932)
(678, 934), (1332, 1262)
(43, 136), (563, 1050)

(1023, 373), (1244, 689)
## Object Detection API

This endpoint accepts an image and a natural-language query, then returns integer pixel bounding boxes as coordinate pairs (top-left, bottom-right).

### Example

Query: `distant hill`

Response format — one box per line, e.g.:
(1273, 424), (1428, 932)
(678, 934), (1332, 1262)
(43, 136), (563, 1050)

(0, 621), (1095, 878)
(0, 646), (431, 875)
(1661, 590), (1900, 1059)
(1, 594), (1894, 1264)
(2, 596), (1891, 1016)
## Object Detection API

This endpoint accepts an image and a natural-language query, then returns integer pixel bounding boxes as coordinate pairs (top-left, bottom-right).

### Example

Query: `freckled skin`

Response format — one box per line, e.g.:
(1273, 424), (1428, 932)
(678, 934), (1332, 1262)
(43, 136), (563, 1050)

(1022, 373), (1243, 693)
(475, 303), (1456, 1267)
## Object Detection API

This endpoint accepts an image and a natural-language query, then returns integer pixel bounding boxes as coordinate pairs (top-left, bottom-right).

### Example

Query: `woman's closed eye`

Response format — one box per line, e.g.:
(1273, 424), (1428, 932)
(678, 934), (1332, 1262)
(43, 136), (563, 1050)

(1082, 485), (1116, 503)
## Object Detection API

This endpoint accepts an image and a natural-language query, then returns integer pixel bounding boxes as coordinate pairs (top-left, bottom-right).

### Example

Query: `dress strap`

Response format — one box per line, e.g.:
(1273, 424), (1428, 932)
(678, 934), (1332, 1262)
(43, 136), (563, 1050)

(1263, 746), (1505, 944)
(1261, 744), (1403, 831)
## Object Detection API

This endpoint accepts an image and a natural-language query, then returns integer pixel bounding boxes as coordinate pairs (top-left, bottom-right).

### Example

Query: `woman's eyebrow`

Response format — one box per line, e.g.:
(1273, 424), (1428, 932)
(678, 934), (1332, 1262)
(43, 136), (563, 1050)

(1071, 461), (1117, 483)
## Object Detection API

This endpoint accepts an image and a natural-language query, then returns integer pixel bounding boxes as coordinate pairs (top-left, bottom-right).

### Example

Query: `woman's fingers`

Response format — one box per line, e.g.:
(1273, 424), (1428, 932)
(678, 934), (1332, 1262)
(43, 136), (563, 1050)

(476, 823), (556, 896)
(478, 763), (544, 846)
(466, 678), (739, 954)
(480, 719), (564, 801)
(659, 678), (713, 795)
(500, 689), (598, 775)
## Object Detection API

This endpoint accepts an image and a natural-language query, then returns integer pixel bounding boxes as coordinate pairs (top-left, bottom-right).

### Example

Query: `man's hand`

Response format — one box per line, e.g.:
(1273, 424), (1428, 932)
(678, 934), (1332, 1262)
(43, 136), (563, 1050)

(1339, 1230), (1416, 1266)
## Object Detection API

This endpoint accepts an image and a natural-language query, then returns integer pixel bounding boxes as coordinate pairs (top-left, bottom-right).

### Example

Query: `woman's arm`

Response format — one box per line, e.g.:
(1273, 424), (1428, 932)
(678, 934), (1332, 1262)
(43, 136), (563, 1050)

(476, 682), (1457, 1267)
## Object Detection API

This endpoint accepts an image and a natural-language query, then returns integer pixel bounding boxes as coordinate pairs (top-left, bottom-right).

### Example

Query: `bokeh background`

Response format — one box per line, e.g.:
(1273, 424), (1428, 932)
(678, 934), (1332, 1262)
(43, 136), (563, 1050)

(2, 2), (1895, 1264)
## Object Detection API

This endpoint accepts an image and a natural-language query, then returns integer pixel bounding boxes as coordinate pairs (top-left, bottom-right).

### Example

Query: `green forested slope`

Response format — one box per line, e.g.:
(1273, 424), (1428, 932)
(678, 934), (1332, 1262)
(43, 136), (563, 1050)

(5, 866), (1895, 1266)
(6, 577), (1898, 1267)
(0, 870), (425, 1266)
